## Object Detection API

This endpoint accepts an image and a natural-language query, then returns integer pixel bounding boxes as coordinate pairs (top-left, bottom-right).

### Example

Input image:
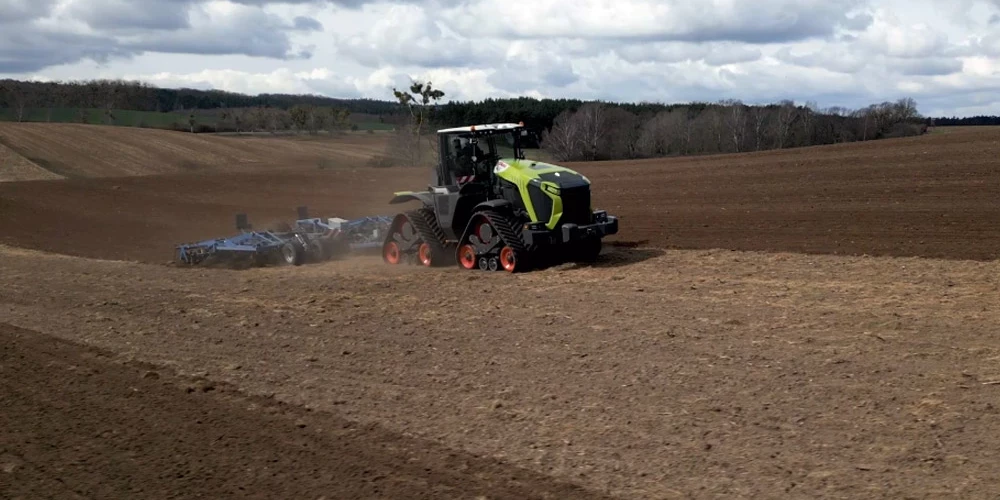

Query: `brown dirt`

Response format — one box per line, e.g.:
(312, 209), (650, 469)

(0, 140), (62, 182)
(0, 169), (425, 263)
(0, 322), (606, 500)
(3, 245), (1000, 499)
(568, 126), (1000, 260)
(3, 125), (1000, 498)
(1, 127), (1000, 262)
(0, 122), (390, 178)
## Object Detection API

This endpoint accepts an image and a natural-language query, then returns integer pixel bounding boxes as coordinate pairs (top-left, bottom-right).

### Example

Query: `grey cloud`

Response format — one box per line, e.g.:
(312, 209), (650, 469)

(489, 61), (578, 93)
(67, 0), (192, 31)
(293, 16), (323, 31)
(125, 9), (304, 59)
(842, 11), (874, 31)
(0, 0), (320, 73)
(445, 0), (872, 45)
(0, 0), (59, 24)
(0, 28), (137, 73)
(656, 17), (857, 44)
(226, 0), (426, 5)
(612, 41), (762, 66)
(990, 14), (999, 24)
(890, 57), (963, 76)
(774, 46), (867, 74)
(703, 46), (761, 66)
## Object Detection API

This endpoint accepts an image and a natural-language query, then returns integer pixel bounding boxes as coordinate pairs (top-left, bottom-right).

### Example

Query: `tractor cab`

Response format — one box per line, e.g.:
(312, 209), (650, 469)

(434, 123), (528, 188)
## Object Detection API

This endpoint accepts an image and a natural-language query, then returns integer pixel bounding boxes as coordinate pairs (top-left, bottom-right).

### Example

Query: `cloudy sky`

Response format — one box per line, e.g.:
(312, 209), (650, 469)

(2, 0), (1000, 117)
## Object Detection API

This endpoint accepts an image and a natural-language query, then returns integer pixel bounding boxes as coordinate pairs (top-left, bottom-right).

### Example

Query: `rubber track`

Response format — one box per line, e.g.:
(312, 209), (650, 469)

(406, 207), (449, 265)
(479, 209), (530, 271)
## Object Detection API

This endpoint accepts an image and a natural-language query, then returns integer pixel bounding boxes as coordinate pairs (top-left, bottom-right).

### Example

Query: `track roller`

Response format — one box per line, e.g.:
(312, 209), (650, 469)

(455, 210), (529, 273)
(382, 209), (450, 267)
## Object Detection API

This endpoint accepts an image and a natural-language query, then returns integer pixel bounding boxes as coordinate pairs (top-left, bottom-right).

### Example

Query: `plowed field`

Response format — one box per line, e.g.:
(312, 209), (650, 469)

(2, 124), (1000, 499)
(3, 244), (999, 499)
(0, 122), (389, 178)
(1, 126), (999, 262)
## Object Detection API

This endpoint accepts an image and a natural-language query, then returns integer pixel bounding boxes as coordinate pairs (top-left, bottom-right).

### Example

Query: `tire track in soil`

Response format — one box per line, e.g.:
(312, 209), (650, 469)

(0, 323), (611, 500)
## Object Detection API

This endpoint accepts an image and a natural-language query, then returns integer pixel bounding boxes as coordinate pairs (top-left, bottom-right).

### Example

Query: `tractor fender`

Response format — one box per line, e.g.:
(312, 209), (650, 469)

(472, 199), (513, 213)
(389, 191), (434, 206)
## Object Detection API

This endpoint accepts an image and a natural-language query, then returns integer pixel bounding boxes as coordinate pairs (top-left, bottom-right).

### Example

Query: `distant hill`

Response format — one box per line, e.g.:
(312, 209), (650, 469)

(3, 78), (996, 164)
(0, 122), (390, 179)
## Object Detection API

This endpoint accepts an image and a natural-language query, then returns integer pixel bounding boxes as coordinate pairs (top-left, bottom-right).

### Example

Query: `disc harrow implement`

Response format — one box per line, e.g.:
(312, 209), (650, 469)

(175, 206), (392, 268)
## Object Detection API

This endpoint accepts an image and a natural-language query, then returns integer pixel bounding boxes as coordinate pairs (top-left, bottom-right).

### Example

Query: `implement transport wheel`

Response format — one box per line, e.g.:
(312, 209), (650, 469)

(418, 242), (433, 267)
(383, 240), (402, 264)
(458, 244), (477, 269)
(281, 242), (304, 266)
(307, 239), (325, 263)
(499, 246), (517, 272)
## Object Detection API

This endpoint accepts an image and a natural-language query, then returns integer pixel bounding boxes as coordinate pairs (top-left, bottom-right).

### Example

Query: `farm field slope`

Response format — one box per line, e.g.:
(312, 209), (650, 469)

(0, 140), (63, 181)
(2, 246), (999, 498)
(0, 321), (604, 500)
(0, 122), (389, 178)
(570, 126), (1000, 260)
(2, 126), (999, 262)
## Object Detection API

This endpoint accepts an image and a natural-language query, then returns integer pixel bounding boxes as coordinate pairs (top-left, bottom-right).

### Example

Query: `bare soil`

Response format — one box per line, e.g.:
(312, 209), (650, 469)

(2, 127), (1000, 262)
(569, 126), (1000, 260)
(0, 122), (390, 178)
(0, 140), (62, 182)
(2, 245), (999, 499)
(0, 322), (605, 500)
(3, 125), (1000, 498)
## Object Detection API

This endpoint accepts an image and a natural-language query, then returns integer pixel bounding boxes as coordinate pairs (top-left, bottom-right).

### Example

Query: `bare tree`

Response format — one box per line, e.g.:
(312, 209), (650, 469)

(636, 108), (688, 156)
(600, 107), (641, 159)
(636, 110), (671, 157)
(677, 107), (696, 155)
(774, 100), (796, 148)
(722, 99), (747, 153)
(289, 105), (310, 133)
(392, 80), (445, 165)
(326, 107), (350, 133)
(708, 106), (725, 153)
(749, 105), (768, 151)
(101, 79), (124, 125)
(309, 107), (326, 134)
(576, 102), (608, 160)
(541, 109), (583, 161)
(5, 81), (29, 122)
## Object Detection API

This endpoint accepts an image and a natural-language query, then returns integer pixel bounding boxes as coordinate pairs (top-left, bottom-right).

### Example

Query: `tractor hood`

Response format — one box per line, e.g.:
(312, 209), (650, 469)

(493, 158), (591, 188)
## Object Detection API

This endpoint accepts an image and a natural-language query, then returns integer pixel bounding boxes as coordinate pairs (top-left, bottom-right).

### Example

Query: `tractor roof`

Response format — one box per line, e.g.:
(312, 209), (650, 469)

(436, 122), (523, 135)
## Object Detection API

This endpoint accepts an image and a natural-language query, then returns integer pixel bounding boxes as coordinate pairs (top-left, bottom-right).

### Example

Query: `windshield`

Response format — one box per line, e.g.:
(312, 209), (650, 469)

(444, 128), (525, 162)
(490, 129), (521, 159)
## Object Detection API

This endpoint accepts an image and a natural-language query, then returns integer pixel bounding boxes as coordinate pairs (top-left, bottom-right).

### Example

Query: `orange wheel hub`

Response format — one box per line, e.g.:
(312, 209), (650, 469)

(418, 242), (432, 266)
(499, 246), (516, 272)
(458, 244), (476, 269)
(383, 241), (401, 264)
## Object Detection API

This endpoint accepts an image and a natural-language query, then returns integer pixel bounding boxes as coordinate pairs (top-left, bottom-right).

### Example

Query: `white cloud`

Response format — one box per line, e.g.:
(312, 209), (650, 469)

(2, 0), (1000, 117)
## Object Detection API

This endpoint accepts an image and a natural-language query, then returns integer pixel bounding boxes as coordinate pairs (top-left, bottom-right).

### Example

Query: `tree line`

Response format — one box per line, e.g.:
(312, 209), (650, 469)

(189, 105), (354, 134)
(930, 116), (1000, 126)
(537, 98), (928, 161)
(0, 78), (397, 118)
(0, 77), (993, 163)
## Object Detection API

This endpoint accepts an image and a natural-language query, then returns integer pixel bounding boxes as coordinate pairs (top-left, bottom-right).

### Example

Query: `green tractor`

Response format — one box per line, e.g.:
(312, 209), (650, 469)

(381, 122), (618, 272)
